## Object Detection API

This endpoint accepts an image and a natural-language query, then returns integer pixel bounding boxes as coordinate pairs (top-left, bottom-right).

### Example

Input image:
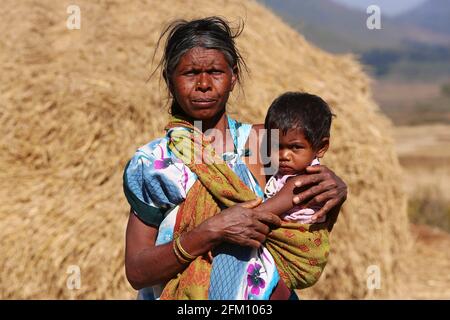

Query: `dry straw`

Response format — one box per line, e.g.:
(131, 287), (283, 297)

(0, 0), (411, 299)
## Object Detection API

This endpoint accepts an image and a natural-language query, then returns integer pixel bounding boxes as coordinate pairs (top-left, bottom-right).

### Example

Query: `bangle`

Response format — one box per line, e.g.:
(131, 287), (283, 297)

(172, 239), (190, 264)
(175, 236), (197, 261)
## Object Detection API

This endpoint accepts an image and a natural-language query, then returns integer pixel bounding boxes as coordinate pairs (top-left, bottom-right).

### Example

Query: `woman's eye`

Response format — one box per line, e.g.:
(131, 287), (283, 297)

(183, 70), (199, 76)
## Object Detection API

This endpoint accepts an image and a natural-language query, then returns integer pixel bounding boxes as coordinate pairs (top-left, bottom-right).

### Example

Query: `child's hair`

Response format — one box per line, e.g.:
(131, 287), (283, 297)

(264, 92), (334, 150)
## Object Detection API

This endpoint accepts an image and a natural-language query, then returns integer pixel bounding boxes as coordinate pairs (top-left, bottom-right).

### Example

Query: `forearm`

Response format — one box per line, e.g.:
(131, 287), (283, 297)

(126, 224), (220, 289)
(256, 194), (292, 217)
(127, 242), (183, 289)
(256, 181), (297, 216)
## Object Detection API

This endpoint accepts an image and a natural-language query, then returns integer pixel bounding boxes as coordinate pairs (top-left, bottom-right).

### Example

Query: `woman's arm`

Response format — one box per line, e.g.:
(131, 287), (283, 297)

(125, 199), (281, 289)
(125, 210), (217, 290)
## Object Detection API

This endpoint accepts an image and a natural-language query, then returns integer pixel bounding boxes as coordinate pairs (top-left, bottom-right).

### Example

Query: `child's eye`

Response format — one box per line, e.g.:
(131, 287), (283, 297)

(292, 145), (303, 150)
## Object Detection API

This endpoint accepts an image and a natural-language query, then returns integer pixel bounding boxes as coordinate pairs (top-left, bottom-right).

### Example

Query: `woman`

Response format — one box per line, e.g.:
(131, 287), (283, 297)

(123, 17), (347, 300)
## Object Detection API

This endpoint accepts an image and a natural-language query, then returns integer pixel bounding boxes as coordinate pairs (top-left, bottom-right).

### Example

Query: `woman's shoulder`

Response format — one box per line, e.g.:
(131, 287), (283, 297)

(127, 136), (184, 172)
(243, 123), (265, 150)
(125, 135), (194, 190)
(132, 137), (168, 161)
(123, 136), (196, 227)
(227, 117), (264, 153)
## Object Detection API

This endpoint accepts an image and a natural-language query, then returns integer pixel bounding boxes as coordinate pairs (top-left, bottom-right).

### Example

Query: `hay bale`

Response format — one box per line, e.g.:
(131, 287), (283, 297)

(0, 0), (410, 299)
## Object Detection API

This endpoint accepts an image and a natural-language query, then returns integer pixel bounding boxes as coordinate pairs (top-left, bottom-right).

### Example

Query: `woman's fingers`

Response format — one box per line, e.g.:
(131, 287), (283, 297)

(252, 220), (270, 235)
(217, 204), (280, 248)
(254, 210), (282, 228)
(292, 165), (347, 206)
(293, 165), (335, 187)
(310, 198), (339, 222)
(292, 172), (325, 189)
(226, 224), (267, 248)
(292, 182), (329, 205)
(249, 229), (267, 244)
(287, 165), (347, 226)
(240, 197), (263, 209)
(307, 166), (347, 200)
(233, 227), (267, 248)
(246, 211), (280, 246)
(246, 238), (265, 249)
(305, 165), (323, 174)
(303, 186), (338, 208)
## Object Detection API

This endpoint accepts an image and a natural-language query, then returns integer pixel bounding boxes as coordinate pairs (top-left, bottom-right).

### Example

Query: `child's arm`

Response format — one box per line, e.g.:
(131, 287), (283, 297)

(255, 177), (299, 216)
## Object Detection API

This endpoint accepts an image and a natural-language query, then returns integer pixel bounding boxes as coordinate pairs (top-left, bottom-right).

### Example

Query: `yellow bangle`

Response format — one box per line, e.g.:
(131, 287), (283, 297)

(175, 236), (197, 261)
(173, 239), (190, 264)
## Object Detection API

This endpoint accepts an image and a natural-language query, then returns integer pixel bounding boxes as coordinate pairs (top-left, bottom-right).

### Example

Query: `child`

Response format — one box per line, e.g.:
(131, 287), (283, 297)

(263, 92), (333, 224)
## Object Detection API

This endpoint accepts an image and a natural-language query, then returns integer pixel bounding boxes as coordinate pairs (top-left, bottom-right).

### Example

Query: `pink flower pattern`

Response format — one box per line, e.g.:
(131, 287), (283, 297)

(246, 262), (266, 296)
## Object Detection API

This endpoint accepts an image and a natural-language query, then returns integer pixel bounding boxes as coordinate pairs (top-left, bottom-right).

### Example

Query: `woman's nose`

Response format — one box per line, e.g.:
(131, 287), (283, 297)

(196, 73), (212, 92)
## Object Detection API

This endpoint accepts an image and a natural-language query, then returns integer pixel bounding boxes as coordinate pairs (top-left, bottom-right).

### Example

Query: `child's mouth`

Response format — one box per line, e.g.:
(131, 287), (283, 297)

(278, 165), (295, 175)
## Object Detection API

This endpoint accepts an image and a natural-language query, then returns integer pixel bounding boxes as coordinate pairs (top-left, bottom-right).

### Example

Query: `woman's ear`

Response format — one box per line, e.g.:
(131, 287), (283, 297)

(163, 71), (174, 94)
(316, 137), (330, 158)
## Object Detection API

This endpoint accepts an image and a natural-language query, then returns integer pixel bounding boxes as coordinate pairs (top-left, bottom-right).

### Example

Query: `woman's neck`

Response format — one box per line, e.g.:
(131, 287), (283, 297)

(176, 109), (227, 135)
(174, 109), (234, 154)
(201, 110), (227, 133)
(202, 112), (235, 154)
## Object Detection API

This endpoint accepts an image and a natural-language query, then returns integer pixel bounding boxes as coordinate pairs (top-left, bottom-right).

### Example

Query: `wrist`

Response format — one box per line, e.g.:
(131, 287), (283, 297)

(190, 222), (223, 252)
(203, 224), (223, 248)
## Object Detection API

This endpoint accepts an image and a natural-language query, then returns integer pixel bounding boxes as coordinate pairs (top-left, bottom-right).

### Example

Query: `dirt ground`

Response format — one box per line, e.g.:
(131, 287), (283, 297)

(391, 124), (450, 299)
(404, 224), (450, 299)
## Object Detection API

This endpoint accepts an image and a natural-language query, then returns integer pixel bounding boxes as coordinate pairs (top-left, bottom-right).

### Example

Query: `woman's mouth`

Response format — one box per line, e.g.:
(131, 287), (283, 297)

(191, 99), (217, 108)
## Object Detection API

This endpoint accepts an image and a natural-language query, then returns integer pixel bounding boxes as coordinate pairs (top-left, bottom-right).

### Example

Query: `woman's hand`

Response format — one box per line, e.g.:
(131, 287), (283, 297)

(199, 198), (282, 249)
(288, 165), (347, 223)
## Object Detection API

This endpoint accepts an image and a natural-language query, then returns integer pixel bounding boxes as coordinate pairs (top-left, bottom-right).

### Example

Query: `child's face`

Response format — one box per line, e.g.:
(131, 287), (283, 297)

(275, 129), (328, 176)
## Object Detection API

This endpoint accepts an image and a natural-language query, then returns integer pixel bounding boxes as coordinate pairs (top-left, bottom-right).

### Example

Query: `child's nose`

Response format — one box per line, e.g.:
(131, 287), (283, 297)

(279, 149), (290, 161)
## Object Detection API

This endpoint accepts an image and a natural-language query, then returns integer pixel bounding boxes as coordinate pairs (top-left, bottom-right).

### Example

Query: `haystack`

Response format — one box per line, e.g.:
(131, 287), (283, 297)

(0, 0), (410, 299)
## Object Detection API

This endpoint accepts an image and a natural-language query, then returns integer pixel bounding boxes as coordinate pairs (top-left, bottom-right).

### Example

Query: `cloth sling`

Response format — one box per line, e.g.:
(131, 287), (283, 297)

(159, 116), (330, 300)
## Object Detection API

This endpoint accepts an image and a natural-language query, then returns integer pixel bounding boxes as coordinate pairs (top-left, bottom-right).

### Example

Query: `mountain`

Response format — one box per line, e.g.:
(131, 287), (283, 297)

(333, 0), (428, 17)
(397, 0), (450, 37)
(259, 0), (450, 53)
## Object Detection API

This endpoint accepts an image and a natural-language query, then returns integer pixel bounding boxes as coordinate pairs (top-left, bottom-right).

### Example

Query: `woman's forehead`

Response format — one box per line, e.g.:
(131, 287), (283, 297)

(178, 47), (228, 67)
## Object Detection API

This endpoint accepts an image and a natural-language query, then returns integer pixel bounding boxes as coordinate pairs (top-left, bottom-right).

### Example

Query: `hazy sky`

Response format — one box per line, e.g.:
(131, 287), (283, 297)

(332, 0), (427, 16)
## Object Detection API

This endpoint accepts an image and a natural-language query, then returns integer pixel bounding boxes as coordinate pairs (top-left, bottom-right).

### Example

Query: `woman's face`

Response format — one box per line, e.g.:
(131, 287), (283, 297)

(170, 47), (237, 121)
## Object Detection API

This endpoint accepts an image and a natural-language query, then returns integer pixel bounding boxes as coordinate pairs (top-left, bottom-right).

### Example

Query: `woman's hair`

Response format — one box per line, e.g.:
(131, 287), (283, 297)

(264, 92), (335, 150)
(152, 16), (248, 115)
